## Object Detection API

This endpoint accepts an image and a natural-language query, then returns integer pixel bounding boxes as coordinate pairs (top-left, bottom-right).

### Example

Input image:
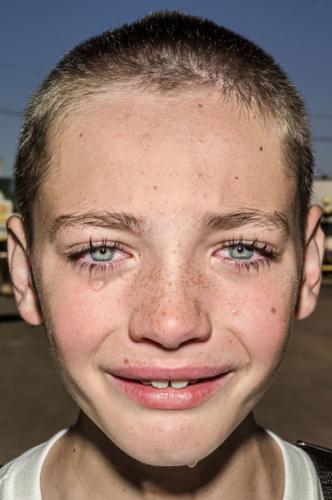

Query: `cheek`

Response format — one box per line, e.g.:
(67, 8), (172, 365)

(41, 280), (121, 363)
(243, 302), (290, 362)
(223, 279), (295, 367)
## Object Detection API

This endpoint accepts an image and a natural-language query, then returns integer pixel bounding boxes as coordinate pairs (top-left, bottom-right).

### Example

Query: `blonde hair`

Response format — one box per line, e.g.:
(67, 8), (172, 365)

(15, 11), (313, 244)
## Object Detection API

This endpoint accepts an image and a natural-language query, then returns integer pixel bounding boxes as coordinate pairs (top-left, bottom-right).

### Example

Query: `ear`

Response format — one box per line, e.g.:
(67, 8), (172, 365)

(7, 216), (43, 325)
(296, 205), (324, 320)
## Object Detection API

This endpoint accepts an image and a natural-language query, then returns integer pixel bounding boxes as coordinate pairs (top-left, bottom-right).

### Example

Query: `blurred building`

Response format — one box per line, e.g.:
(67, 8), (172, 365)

(0, 177), (14, 295)
(312, 178), (332, 205)
(313, 177), (332, 270)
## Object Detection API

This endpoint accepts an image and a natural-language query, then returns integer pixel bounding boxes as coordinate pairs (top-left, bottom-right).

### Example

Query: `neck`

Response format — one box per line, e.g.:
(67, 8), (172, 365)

(41, 413), (284, 500)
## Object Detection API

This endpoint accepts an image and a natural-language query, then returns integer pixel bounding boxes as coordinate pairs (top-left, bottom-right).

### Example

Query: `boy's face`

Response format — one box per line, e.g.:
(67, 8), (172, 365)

(11, 90), (322, 466)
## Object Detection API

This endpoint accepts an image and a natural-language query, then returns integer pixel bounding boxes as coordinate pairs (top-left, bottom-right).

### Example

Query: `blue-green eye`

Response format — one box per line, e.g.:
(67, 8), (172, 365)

(229, 244), (254, 260)
(90, 246), (116, 262)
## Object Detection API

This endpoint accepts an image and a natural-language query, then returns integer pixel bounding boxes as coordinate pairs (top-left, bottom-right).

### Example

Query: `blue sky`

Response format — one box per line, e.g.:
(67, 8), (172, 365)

(0, 0), (331, 176)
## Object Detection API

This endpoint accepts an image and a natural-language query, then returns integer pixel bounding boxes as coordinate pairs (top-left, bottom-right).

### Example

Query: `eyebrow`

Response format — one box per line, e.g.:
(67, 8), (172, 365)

(198, 209), (290, 234)
(49, 208), (290, 241)
(49, 211), (148, 241)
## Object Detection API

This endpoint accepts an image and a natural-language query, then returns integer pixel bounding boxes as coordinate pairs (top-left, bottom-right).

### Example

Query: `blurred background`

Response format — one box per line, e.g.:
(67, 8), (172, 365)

(0, 0), (331, 463)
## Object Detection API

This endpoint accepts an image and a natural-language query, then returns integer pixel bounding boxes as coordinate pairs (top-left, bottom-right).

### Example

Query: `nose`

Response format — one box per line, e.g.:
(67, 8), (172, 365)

(129, 276), (212, 350)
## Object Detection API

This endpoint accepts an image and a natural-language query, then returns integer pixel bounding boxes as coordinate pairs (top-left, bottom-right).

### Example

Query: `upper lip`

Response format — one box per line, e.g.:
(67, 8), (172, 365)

(106, 366), (234, 381)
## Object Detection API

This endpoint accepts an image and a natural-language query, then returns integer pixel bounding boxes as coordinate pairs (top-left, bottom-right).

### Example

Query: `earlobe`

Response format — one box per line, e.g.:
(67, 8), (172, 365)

(7, 216), (43, 325)
(296, 205), (325, 320)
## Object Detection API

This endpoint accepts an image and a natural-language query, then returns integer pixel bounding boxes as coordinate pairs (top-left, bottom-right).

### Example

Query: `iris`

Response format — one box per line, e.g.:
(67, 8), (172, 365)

(229, 244), (254, 260)
(90, 246), (115, 262)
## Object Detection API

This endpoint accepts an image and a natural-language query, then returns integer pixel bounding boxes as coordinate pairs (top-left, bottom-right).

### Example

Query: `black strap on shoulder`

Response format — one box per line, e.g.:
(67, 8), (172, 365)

(297, 441), (332, 499)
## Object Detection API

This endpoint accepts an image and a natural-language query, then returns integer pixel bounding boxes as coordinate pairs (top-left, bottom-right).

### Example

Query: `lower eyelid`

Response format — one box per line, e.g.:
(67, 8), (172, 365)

(70, 257), (124, 276)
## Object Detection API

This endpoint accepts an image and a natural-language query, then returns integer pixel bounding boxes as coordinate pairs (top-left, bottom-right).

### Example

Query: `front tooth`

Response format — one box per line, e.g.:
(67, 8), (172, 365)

(151, 380), (169, 389)
(170, 380), (189, 389)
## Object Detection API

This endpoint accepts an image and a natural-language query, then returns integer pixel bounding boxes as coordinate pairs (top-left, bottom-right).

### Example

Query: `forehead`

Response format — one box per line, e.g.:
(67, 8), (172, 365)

(39, 90), (297, 228)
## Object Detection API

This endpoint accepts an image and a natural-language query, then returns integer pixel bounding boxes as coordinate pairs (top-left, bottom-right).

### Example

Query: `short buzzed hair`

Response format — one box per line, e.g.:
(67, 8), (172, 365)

(14, 11), (313, 245)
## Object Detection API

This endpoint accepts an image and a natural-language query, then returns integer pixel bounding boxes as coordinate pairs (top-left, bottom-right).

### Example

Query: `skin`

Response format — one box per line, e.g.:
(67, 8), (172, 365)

(7, 89), (324, 499)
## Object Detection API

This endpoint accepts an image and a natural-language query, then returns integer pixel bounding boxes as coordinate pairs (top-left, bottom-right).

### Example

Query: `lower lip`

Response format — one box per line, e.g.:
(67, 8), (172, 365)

(110, 373), (232, 410)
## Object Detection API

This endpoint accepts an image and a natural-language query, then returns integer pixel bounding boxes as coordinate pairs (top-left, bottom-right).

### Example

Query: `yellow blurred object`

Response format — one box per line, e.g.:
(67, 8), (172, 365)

(321, 196), (332, 214)
(0, 190), (14, 294)
(0, 190), (13, 241)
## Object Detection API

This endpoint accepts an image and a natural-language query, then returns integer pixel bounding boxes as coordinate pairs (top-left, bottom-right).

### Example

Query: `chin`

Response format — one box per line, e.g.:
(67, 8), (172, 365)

(127, 443), (208, 468)
(110, 422), (222, 468)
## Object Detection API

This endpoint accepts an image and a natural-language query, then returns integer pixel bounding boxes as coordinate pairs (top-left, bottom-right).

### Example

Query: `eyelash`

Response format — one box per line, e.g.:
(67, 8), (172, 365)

(214, 238), (278, 272)
(66, 236), (278, 278)
(67, 239), (130, 277)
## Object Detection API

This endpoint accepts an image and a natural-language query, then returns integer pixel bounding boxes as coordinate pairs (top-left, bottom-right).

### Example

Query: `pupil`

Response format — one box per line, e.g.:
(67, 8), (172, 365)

(237, 245), (244, 253)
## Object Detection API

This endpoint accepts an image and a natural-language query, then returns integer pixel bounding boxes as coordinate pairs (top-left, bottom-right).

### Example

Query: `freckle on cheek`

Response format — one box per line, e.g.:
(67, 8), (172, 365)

(123, 357), (129, 364)
(271, 307), (276, 314)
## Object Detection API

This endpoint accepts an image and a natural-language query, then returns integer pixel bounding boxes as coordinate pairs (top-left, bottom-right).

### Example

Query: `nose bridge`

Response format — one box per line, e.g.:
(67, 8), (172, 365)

(129, 261), (211, 349)
(150, 265), (197, 320)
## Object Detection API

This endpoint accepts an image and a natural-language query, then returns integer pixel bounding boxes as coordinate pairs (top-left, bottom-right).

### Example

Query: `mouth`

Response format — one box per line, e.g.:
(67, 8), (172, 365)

(108, 369), (233, 410)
